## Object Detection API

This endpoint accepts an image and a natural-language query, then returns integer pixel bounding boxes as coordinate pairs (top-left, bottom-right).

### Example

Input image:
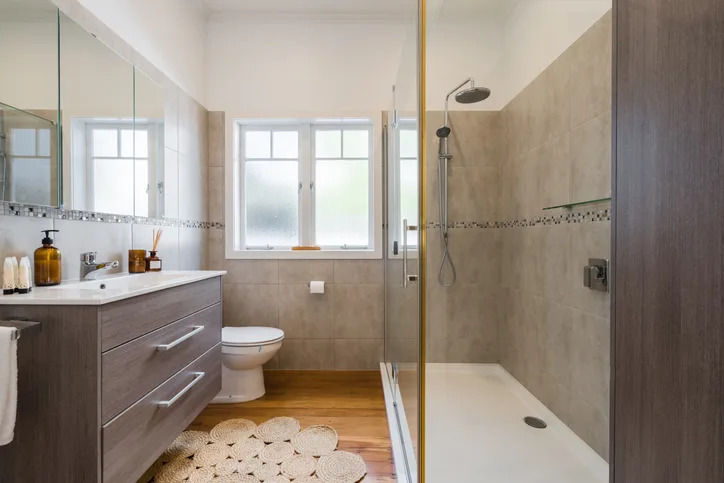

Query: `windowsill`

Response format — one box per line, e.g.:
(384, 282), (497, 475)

(225, 248), (383, 260)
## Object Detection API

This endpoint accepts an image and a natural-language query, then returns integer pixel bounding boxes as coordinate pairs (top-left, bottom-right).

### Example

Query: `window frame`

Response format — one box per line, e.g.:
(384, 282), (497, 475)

(227, 117), (382, 260)
(388, 118), (419, 258)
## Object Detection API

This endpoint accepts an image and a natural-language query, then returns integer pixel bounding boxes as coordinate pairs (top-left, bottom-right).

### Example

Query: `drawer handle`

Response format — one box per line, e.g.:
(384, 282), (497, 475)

(158, 372), (205, 408)
(156, 326), (205, 351)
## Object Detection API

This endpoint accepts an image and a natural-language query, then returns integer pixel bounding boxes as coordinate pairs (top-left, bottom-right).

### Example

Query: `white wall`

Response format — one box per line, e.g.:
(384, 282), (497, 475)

(205, 18), (408, 116)
(71, 0), (207, 106)
(426, 0), (611, 111)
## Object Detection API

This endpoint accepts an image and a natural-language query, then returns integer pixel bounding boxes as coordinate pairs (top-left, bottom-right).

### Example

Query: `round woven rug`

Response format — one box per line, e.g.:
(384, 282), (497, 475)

(254, 416), (301, 443)
(259, 441), (295, 464)
(230, 437), (265, 460)
(292, 426), (338, 457)
(148, 418), (366, 483)
(281, 454), (317, 479)
(210, 419), (257, 444)
(316, 451), (367, 483)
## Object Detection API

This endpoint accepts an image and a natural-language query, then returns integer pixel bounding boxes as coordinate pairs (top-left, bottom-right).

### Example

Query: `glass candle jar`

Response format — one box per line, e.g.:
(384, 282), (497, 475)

(128, 250), (147, 273)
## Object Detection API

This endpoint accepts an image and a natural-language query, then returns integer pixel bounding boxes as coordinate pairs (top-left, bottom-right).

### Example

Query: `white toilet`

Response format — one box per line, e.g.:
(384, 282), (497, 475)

(213, 326), (284, 403)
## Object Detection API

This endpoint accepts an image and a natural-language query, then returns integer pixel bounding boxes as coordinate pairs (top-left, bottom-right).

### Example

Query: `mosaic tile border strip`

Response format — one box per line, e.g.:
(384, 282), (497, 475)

(425, 208), (611, 229)
(0, 202), (224, 229)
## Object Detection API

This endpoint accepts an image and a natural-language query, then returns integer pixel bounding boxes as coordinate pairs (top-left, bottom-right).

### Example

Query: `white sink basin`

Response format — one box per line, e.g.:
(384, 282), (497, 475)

(47, 272), (188, 292)
(0, 270), (226, 305)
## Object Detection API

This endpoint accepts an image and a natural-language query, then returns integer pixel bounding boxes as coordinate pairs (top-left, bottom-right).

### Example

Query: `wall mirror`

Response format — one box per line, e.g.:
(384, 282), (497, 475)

(60, 13), (167, 218)
(0, 1), (166, 217)
(0, 0), (60, 206)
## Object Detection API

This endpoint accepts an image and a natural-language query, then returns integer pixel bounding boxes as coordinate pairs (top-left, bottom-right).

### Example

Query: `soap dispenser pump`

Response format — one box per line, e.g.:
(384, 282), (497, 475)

(35, 229), (61, 286)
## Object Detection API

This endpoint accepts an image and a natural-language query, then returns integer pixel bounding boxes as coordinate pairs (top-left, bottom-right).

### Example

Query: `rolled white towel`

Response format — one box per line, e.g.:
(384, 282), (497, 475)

(0, 326), (18, 446)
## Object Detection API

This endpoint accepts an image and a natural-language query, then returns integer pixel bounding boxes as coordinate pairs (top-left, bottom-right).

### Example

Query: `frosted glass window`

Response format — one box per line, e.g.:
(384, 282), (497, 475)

(9, 157), (50, 205)
(315, 160), (369, 246)
(315, 130), (341, 158)
(245, 131), (271, 159)
(134, 159), (149, 217)
(245, 160), (299, 246)
(342, 130), (369, 158)
(93, 129), (118, 157)
(10, 129), (36, 156)
(120, 130), (134, 158)
(272, 131), (298, 159)
(37, 129), (51, 157)
(400, 158), (419, 247)
(399, 129), (417, 158)
(93, 158), (134, 215)
(134, 130), (148, 158)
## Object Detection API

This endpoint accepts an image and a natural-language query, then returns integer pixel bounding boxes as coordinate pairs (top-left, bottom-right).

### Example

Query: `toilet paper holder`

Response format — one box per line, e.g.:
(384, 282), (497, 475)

(0, 319), (41, 340)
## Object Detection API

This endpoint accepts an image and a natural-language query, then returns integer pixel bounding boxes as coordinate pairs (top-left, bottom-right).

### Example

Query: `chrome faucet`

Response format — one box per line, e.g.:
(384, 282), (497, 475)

(80, 252), (120, 280)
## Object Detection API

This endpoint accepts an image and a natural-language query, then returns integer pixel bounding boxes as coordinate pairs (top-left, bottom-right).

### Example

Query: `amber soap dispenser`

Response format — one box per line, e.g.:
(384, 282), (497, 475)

(34, 229), (62, 286)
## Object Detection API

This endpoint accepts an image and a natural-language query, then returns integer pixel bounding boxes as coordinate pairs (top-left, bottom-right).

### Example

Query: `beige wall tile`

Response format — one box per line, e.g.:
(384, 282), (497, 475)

(386, 338), (418, 364)
(565, 222), (610, 318)
(499, 154), (526, 220)
(568, 394), (609, 461)
(569, 310), (610, 414)
(278, 339), (334, 370)
(224, 259), (278, 284)
(570, 10), (613, 127)
(526, 225), (569, 302)
(278, 284), (334, 338)
(279, 260), (334, 284)
(448, 229), (500, 284)
(447, 111), (501, 168)
(223, 283), (279, 327)
(333, 339), (384, 370)
(448, 166), (499, 221)
(333, 260), (384, 284)
(208, 111), (225, 167)
(570, 111), (612, 203)
(333, 284), (384, 339)
(525, 134), (570, 217)
(207, 228), (224, 270)
(208, 167), (224, 223)
(500, 228), (524, 290)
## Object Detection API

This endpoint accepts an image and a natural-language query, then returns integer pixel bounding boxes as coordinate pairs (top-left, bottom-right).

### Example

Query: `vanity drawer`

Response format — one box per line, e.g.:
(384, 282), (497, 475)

(103, 344), (221, 483)
(101, 303), (222, 423)
(100, 277), (221, 351)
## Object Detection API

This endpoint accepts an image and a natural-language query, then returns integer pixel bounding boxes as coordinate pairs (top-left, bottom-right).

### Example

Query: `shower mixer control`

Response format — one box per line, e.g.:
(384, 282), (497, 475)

(583, 258), (609, 293)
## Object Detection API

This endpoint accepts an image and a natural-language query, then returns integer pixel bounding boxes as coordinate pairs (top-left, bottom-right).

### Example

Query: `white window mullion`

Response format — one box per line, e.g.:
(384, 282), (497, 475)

(299, 125), (311, 246)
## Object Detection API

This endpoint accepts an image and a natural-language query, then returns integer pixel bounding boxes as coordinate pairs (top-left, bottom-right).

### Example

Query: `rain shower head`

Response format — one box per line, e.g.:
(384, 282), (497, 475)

(443, 77), (491, 127)
(455, 86), (491, 104)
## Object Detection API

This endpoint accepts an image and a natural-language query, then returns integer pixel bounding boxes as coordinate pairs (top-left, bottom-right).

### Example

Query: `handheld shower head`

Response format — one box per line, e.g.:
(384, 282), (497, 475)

(436, 126), (451, 138)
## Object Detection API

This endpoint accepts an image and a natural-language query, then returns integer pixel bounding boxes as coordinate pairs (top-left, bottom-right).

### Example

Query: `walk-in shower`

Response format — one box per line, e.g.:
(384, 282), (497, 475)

(436, 77), (490, 286)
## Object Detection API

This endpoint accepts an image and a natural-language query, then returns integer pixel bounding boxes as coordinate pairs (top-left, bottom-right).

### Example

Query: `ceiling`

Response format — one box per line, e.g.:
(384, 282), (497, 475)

(202, 0), (516, 22)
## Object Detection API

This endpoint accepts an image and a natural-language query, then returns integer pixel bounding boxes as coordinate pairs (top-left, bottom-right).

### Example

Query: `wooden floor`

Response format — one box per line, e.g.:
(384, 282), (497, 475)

(188, 371), (397, 482)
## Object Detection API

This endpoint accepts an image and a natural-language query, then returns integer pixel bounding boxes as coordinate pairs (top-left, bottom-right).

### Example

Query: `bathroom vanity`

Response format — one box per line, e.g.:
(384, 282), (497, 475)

(0, 271), (225, 483)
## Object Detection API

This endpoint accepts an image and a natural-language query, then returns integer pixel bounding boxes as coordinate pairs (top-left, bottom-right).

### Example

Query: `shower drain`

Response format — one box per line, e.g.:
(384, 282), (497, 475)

(524, 416), (547, 429)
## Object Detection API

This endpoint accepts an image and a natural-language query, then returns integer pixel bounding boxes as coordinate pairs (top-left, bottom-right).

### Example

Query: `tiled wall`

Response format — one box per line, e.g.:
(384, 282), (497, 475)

(498, 11), (612, 460)
(206, 112), (386, 371)
(0, 1), (209, 279)
(425, 111), (503, 363)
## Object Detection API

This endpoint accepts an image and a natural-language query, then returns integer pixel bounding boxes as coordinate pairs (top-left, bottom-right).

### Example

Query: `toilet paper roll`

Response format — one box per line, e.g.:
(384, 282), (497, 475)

(309, 281), (325, 294)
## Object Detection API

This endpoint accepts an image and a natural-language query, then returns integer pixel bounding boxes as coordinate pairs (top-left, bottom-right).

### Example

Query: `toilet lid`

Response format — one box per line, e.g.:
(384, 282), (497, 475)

(222, 326), (285, 347)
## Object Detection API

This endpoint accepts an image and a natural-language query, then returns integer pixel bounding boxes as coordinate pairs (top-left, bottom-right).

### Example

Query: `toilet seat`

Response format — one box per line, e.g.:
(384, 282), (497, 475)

(222, 326), (284, 347)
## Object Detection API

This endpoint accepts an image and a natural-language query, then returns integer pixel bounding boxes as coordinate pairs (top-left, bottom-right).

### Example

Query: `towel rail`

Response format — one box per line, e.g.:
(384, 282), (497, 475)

(0, 319), (41, 340)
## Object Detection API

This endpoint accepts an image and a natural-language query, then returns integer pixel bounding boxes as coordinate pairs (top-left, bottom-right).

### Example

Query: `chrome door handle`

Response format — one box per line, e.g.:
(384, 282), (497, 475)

(156, 326), (204, 351)
(402, 220), (418, 288)
(158, 372), (205, 408)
